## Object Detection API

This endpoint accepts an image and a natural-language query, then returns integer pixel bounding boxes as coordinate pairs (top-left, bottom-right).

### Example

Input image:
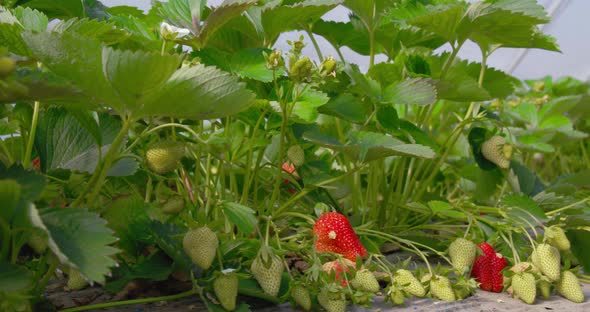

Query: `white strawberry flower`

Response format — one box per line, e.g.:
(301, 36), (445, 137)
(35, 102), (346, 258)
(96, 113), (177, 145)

(160, 22), (191, 40)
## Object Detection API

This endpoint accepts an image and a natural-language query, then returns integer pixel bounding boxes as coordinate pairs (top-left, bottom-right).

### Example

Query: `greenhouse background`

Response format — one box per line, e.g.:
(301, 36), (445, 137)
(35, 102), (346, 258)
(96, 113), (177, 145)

(104, 0), (590, 80)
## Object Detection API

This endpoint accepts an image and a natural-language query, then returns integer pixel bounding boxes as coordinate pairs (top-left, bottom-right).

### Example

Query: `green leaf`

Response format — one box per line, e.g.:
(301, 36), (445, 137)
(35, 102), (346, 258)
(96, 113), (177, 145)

(382, 78), (437, 106)
(222, 202), (257, 234)
(458, 0), (558, 51)
(509, 162), (545, 196)
(52, 18), (131, 45)
(23, 0), (85, 18)
(303, 129), (436, 162)
(22, 31), (122, 110)
(13, 6), (47, 32)
(259, 0), (342, 42)
(30, 206), (119, 284)
(135, 220), (192, 270)
(35, 108), (137, 176)
(290, 87), (330, 123)
(408, 4), (465, 42)
(0, 179), (20, 222)
(501, 193), (547, 220)
(318, 93), (370, 123)
(312, 20), (370, 55)
(194, 0), (257, 48)
(105, 252), (173, 293)
(376, 105), (399, 133)
(343, 0), (391, 28)
(141, 64), (255, 120)
(0, 164), (45, 201)
(0, 23), (30, 56)
(102, 47), (182, 112)
(568, 230), (590, 273)
(230, 48), (279, 82)
(158, 0), (194, 31)
(0, 261), (33, 293)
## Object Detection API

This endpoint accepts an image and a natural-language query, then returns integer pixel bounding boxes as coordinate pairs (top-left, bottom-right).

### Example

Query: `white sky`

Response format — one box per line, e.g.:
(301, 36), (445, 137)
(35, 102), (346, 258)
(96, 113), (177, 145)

(103, 0), (590, 81)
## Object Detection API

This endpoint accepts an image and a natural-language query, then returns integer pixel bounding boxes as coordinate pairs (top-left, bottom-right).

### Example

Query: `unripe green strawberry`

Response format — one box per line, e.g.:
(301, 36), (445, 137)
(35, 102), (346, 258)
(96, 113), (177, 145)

(287, 145), (305, 166)
(317, 287), (346, 312)
(531, 244), (560, 281)
(183, 227), (218, 270)
(449, 238), (477, 273)
(387, 285), (405, 305)
(546, 226), (571, 251)
(162, 196), (185, 214)
(251, 253), (284, 297)
(511, 272), (536, 304)
(556, 271), (584, 303)
(0, 56), (16, 78)
(28, 232), (48, 254)
(67, 269), (88, 290)
(291, 285), (311, 311)
(429, 275), (456, 302)
(538, 280), (552, 299)
(213, 271), (238, 311)
(351, 269), (380, 293)
(145, 140), (184, 174)
(394, 269), (426, 297)
(481, 136), (510, 169)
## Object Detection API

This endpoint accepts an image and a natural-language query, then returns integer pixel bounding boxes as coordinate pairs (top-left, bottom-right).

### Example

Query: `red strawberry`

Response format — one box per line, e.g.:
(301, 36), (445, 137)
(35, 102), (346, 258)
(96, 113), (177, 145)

(313, 212), (367, 261)
(471, 243), (507, 293)
(471, 255), (492, 291)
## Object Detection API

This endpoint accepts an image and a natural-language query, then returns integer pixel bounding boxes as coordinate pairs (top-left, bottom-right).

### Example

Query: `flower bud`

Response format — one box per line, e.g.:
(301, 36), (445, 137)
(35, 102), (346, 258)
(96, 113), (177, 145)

(289, 57), (313, 82)
(319, 56), (337, 78)
(265, 49), (284, 70)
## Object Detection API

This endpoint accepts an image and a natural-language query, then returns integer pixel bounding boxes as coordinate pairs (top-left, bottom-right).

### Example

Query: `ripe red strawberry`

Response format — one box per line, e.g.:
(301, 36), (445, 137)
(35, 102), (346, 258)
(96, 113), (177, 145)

(471, 242), (507, 292)
(471, 255), (492, 291)
(314, 212), (367, 261)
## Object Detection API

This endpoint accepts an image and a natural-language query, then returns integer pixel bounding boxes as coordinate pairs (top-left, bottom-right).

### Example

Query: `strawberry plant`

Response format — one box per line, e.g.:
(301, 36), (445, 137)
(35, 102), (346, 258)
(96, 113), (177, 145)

(0, 0), (589, 311)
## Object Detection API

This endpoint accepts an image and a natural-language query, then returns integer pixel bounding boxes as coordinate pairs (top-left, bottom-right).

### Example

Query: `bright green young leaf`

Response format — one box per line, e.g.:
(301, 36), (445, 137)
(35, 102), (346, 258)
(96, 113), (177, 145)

(368, 62), (402, 88)
(382, 78), (437, 106)
(30, 206), (119, 284)
(222, 202), (258, 234)
(102, 47), (182, 112)
(343, 0), (391, 28)
(141, 64), (255, 120)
